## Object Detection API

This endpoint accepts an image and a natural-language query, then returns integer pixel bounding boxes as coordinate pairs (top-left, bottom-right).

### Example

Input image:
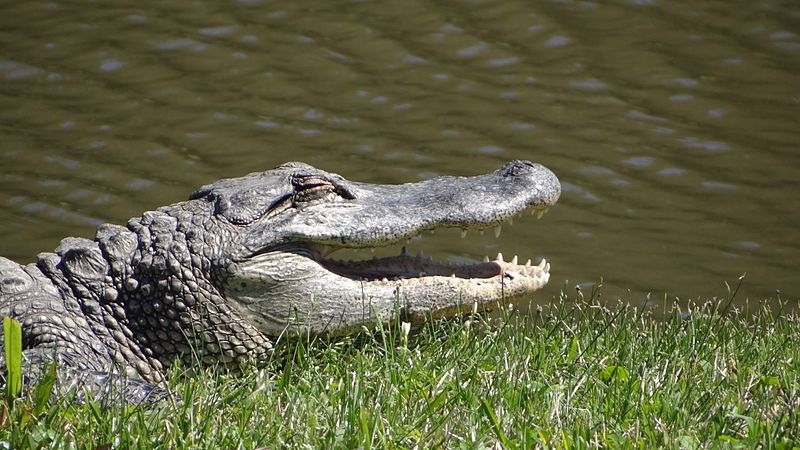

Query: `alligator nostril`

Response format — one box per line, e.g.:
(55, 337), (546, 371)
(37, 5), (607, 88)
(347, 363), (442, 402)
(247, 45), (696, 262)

(500, 160), (539, 178)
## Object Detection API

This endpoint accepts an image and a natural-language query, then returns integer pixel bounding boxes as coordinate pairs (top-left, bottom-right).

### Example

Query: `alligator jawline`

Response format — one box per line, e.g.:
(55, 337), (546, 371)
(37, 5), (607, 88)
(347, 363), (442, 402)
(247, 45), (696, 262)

(314, 251), (550, 283)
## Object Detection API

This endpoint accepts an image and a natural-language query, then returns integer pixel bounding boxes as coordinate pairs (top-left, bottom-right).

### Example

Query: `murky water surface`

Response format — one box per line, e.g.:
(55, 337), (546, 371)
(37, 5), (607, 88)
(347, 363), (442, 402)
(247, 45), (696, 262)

(1, 0), (798, 307)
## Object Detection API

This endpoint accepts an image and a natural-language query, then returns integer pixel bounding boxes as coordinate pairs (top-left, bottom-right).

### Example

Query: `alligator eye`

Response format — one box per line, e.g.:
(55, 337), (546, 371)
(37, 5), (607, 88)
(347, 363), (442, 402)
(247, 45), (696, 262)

(292, 175), (334, 202)
(291, 174), (355, 204)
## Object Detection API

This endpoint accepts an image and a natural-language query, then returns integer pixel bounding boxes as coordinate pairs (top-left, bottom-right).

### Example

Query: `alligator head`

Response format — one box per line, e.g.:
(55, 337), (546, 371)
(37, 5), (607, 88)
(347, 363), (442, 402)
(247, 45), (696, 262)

(192, 160), (560, 337)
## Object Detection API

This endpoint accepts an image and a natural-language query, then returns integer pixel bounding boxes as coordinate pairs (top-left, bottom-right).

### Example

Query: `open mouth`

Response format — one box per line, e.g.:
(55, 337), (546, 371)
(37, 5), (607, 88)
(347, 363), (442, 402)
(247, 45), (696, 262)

(226, 205), (553, 337)
(302, 205), (552, 288)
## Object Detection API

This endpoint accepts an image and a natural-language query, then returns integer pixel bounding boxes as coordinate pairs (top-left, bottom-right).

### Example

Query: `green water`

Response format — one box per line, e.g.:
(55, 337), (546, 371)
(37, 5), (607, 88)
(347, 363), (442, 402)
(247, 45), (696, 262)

(1, 0), (798, 306)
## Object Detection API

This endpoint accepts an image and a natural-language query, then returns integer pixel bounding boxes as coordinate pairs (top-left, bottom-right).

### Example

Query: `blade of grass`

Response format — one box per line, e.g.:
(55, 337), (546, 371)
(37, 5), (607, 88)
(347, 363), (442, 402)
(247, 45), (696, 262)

(32, 361), (57, 416)
(481, 397), (510, 448)
(4, 317), (23, 401)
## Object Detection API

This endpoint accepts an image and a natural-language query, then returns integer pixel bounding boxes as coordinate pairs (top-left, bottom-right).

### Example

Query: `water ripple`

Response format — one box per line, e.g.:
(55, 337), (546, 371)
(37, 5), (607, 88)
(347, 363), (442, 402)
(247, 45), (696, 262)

(0, 0), (797, 300)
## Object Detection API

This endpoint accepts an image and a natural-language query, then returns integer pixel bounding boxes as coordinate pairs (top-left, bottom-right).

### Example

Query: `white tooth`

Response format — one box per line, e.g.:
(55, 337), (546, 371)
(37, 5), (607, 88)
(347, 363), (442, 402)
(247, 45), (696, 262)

(482, 256), (490, 262)
(451, 273), (456, 278)
(545, 262), (550, 273)
(543, 272), (550, 284)
(381, 277), (389, 282)
(525, 259), (531, 267)
(508, 216), (513, 226)
(460, 229), (467, 239)
(536, 210), (545, 219)
(544, 207), (550, 214)
(427, 255), (433, 261)
(494, 225), (502, 238)
(538, 258), (546, 269)
(511, 255), (518, 265)
(496, 252), (504, 262)
(531, 209), (536, 216)
(400, 246), (408, 256)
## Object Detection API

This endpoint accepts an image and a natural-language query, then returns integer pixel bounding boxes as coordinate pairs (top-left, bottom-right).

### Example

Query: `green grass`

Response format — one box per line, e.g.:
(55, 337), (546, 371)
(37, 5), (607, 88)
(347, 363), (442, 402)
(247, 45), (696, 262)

(3, 317), (22, 402)
(2, 285), (799, 449)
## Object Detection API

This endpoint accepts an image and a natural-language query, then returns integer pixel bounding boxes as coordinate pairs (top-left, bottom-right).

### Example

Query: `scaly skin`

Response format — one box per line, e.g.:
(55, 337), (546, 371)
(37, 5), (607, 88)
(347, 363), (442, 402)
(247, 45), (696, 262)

(0, 160), (560, 402)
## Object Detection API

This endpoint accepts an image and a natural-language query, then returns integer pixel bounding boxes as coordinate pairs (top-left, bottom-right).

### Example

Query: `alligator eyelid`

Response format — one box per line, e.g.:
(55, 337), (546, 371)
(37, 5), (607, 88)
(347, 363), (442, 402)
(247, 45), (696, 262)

(291, 173), (355, 200)
(291, 173), (328, 184)
(299, 182), (331, 190)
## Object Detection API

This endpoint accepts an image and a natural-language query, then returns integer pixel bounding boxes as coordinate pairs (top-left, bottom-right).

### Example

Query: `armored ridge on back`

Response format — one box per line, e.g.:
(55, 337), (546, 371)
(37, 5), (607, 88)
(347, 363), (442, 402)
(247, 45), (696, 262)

(0, 160), (560, 403)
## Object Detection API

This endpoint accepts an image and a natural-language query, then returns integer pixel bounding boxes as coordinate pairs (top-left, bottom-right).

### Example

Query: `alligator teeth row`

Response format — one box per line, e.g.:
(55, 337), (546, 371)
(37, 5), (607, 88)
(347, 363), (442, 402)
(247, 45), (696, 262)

(456, 225), (504, 239)
(457, 206), (550, 239)
(494, 253), (549, 271)
(398, 246), (547, 268)
(481, 252), (548, 268)
(494, 254), (551, 286)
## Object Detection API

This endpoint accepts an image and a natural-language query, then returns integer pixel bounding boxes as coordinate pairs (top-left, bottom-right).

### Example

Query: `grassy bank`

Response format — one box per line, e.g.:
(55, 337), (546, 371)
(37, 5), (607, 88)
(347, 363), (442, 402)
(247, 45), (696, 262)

(2, 286), (799, 448)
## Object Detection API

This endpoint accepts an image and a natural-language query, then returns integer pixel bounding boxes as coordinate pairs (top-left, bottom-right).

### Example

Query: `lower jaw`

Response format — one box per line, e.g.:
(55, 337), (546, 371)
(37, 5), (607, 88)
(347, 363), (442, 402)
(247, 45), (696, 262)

(227, 247), (550, 337)
(317, 269), (550, 324)
(310, 250), (552, 313)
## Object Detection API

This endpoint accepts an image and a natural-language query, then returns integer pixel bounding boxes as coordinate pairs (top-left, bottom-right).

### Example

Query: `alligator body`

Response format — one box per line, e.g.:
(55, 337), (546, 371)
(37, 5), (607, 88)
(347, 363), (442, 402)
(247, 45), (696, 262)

(0, 160), (560, 402)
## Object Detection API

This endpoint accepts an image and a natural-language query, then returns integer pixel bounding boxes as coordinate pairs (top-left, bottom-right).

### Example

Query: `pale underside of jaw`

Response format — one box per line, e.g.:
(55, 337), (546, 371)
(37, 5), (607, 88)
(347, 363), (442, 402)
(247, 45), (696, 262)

(304, 205), (552, 287)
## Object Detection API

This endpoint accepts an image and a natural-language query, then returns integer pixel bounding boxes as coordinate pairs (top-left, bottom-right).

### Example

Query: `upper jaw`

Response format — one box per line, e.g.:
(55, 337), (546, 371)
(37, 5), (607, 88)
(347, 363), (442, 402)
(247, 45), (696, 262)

(281, 185), (557, 252)
(241, 159), (561, 252)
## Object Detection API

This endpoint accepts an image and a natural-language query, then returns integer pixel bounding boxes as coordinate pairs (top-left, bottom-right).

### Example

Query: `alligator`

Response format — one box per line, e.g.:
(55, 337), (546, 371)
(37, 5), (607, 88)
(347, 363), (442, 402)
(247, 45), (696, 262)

(0, 160), (560, 403)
